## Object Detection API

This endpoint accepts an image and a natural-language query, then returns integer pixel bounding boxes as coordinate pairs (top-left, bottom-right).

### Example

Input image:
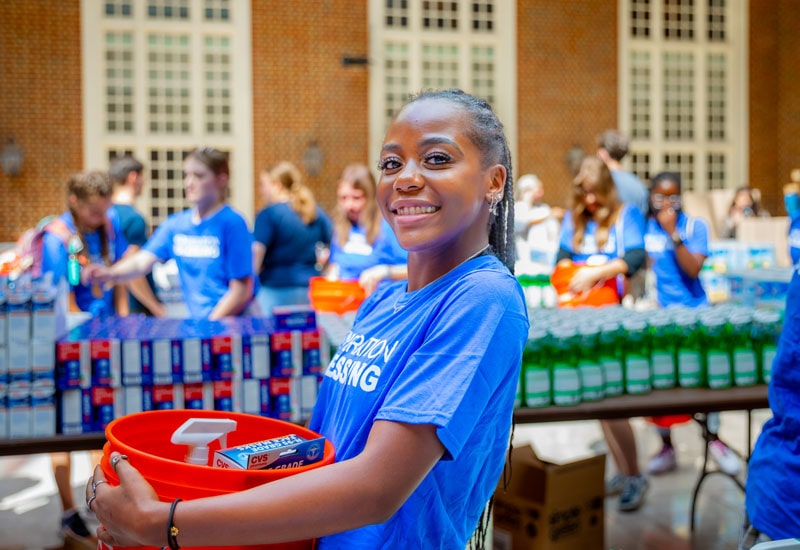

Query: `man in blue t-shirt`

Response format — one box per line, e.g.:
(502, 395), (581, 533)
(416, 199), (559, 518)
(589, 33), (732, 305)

(109, 155), (165, 316)
(597, 129), (649, 215)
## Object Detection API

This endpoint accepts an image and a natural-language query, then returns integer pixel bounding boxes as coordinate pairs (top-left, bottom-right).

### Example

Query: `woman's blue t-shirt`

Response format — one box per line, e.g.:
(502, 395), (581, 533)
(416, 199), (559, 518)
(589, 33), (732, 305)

(309, 254), (529, 549)
(329, 219), (407, 280)
(644, 213), (709, 308)
(42, 210), (128, 316)
(253, 203), (332, 287)
(144, 205), (254, 319)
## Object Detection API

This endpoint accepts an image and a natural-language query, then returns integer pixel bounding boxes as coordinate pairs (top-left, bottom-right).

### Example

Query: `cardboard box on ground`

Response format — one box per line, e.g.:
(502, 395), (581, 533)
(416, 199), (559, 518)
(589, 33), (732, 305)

(492, 445), (605, 550)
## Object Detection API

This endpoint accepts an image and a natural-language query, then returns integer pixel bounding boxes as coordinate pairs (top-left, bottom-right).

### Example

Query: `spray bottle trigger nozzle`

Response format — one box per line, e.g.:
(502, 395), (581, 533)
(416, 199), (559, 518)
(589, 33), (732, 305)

(170, 418), (238, 466)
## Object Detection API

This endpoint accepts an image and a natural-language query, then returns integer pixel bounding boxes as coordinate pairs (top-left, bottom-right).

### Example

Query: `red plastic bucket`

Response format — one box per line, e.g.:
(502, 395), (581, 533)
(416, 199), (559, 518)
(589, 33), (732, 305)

(308, 276), (365, 314)
(99, 409), (335, 549)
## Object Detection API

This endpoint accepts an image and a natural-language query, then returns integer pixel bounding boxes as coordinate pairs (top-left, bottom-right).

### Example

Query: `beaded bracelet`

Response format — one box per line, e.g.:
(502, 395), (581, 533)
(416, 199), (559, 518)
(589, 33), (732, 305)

(167, 498), (182, 550)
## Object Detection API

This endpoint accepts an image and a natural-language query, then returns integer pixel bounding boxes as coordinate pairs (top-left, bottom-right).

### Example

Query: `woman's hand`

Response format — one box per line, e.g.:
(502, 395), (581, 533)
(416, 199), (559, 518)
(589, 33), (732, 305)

(358, 265), (390, 296)
(81, 264), (114, 286)
(656, 207), (678, 234)
(87, 452), (167, 548)
(568, 266), (605, 294)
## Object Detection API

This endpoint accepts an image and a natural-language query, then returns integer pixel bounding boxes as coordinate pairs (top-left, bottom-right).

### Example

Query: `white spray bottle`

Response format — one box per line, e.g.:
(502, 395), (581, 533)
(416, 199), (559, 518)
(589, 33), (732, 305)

(170, 418), (238, 466)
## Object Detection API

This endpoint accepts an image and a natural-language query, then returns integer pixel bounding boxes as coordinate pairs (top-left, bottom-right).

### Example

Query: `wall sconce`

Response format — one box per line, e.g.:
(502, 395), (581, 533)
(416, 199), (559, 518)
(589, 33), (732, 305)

(1, 138), (24, 177)
(303, 141), (324, 177)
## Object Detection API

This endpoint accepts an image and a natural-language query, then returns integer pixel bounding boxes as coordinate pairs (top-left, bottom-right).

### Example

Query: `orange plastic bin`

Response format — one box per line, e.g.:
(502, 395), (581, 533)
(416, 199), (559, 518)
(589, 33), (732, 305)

(308, 276), (365, 314)
(100, 409), (335, 550)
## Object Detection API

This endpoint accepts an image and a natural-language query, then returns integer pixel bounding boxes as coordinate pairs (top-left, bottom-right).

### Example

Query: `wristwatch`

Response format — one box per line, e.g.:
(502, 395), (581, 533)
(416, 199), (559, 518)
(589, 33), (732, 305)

(671, 231), (684, 246)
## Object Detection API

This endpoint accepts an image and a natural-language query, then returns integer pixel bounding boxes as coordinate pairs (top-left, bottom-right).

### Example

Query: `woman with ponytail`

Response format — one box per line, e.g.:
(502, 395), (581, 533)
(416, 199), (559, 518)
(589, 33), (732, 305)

(252, 161), (333, 314)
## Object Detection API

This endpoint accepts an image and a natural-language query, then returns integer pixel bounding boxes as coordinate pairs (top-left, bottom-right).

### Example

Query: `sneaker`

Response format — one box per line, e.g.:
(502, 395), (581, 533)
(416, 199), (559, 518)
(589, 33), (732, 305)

(605, 473), (626, 496)
(708, 440), (741, 476)
(61, 508), (92, 538)
(647, 445), (677, 475)
(619, 475), (649, 512)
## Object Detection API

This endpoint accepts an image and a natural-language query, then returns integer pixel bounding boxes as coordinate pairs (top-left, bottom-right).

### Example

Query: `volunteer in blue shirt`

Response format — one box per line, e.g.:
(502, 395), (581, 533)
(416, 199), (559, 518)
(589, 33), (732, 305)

(85, 147), (255, 320)
(740, 178), (800, 548)
(556, 155), (649, 513)
(327, 163), (408, 295)
(42, 170), (129, 317)
(644, 171), (709, 308)
(88, 89), (528, 550)
(253, 161), (333, 314)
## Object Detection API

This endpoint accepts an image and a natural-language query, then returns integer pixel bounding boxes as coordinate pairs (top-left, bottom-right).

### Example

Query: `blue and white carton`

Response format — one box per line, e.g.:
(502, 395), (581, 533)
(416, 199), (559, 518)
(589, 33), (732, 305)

(213, 433), (326, 470)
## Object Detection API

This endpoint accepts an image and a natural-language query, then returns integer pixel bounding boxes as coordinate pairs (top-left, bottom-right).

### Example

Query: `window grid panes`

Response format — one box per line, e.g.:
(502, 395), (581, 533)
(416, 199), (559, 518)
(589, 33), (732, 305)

(630, 0), (652, 38)
(422, 1), (458, 30)
(383, 42), (411, 125)
(470, 46), (495, 105)
(204, 0), (230, 20)
(148, 148), (191, 229)
(147, 34), (192, 134)
(147, 0), (189, 19)
(471, 2), (494, 32)
(663, 152), (695, 190)
(663, 52), (695, 141)
(105, 1), (133, 17)
(385, 0), (409, 28)
(203, 36), (232, 134)
(621, 0), (741, 192)
(707, 0), (726, 41)
(707, 53), (726, 141)
(630, 50), (652, 140)
(105, 32), (135, 134)
(87, 0), (250, 232)
(663, 0), (695, 40)
(707, 152), (726, 189)
(422, 44), (459, 90)
(630, 152), (652, 185)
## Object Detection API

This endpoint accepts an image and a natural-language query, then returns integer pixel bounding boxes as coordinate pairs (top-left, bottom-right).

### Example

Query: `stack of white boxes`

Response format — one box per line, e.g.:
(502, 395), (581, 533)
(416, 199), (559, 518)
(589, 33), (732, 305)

(2, 277), (59, 439)
(55, 309), (326, 435)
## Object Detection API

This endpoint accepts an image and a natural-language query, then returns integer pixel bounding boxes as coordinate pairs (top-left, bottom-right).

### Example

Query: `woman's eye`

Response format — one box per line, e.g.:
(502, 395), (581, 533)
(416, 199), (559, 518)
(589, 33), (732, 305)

(426, 152), (450, 165)
(378, 158), (401, 171)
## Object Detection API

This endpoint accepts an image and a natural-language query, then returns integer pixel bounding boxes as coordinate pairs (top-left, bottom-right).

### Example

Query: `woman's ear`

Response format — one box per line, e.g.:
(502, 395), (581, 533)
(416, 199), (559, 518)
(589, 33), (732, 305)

(485, 164), (507, 201)
(67, 194), (78, 209)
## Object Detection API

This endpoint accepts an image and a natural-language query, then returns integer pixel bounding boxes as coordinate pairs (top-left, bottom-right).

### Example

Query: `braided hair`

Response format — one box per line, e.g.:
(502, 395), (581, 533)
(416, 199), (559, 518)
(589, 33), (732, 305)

(403, 89), (516, 274)
(403, 90), (516, 550)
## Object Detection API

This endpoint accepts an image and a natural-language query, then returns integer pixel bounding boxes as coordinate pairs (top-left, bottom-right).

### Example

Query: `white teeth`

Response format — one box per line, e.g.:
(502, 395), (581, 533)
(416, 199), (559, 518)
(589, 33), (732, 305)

(396, 205), (437, 215)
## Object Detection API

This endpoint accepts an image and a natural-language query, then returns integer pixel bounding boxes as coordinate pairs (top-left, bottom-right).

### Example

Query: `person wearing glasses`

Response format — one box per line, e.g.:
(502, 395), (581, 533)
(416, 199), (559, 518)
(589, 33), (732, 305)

(643, 172), (741, 477)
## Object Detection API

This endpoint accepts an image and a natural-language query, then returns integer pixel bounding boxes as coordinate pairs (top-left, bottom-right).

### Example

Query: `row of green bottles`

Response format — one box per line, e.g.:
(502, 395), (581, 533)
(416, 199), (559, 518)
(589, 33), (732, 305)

(518, 304), (783, 409)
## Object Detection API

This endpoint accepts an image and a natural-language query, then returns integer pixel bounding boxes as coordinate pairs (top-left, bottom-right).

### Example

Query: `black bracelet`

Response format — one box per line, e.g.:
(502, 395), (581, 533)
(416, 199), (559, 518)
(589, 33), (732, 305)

(167, 498), (182, 550)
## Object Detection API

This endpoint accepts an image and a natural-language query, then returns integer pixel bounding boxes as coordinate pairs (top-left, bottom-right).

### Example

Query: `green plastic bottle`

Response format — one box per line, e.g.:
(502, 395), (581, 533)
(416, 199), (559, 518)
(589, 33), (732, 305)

(599, 321), (624, 397)
(649, 314), (677, 389)
(550, 325), (581, 406)
(729, 312), (757, 387)
(621, 318), (652, 394)
(674, 312), (704, 387)
(577, 324), (604, 401)
(703, 315), (733, 389)
(523, 328), (552, 407)
(753, 309), (782, 384)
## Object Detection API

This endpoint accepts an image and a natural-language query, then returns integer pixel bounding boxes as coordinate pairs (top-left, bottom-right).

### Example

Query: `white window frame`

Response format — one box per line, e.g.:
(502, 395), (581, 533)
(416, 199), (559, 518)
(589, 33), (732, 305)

(367, 0), (517, 172)
(81, 0), (254, 224)
(618, 0), (749, 191)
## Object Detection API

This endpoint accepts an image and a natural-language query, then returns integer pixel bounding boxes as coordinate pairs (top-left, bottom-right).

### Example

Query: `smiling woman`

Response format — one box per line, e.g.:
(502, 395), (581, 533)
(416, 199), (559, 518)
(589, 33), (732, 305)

(86, 91), (528, 550)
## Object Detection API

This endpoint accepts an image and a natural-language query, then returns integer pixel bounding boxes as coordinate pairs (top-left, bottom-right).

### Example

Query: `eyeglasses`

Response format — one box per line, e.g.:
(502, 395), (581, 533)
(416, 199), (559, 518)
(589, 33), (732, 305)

(575, 186), (597, 198)
(651, 193), (681, 206)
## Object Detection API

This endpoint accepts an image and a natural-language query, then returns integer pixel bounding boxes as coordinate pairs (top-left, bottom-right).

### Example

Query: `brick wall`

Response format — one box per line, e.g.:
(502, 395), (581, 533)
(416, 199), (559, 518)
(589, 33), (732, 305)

(516, 0), (619, 212)
(748, 0), (800, 216)
(0, 2), (83, 242)
(251, 1), (369, 215)
(1, 1), (797, 241)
